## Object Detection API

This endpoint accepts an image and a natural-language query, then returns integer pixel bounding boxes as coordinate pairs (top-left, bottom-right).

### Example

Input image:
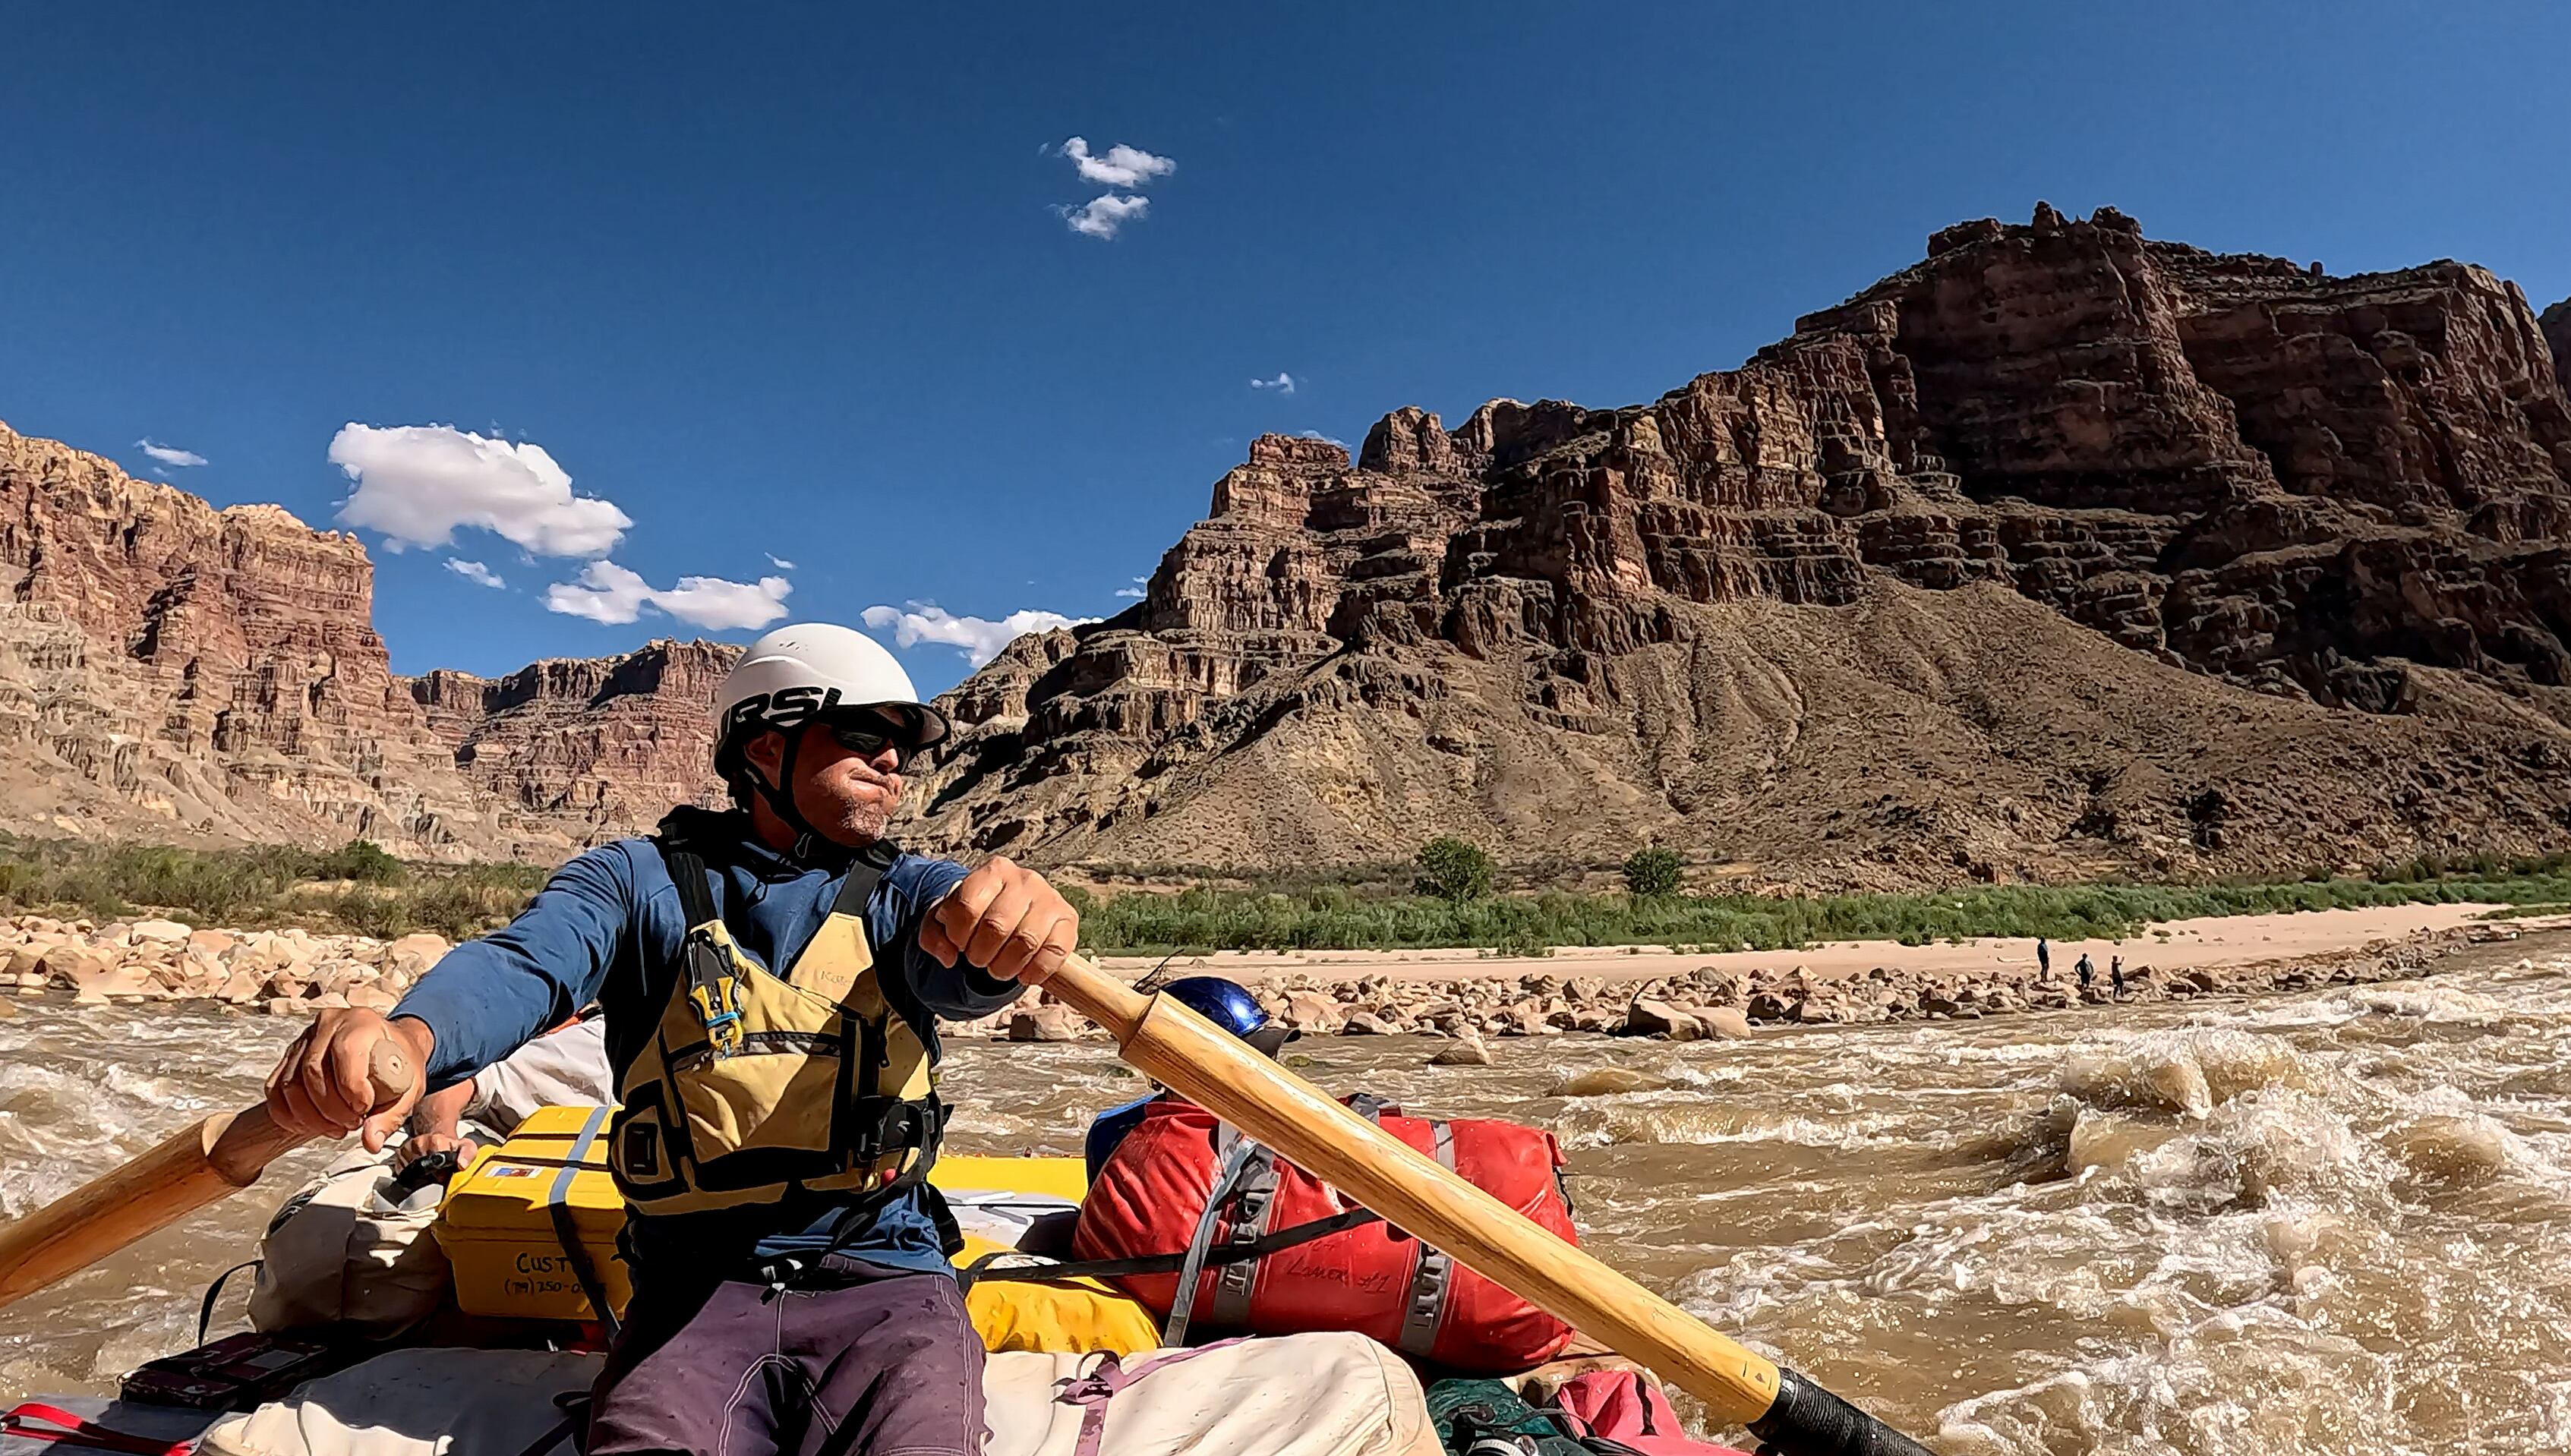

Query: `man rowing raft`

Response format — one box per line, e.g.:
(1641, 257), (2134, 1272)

(263, 622), (1083, 1456)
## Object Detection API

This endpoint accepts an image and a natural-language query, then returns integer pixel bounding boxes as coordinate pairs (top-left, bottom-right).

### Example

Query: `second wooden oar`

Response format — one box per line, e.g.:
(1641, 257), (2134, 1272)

(1039, 955), (1935, 1456)
(0, 1039), (412, 1313)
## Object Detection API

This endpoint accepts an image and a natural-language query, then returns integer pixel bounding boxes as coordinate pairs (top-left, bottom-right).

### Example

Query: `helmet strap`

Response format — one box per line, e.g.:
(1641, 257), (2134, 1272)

(749, 726), (831, 864)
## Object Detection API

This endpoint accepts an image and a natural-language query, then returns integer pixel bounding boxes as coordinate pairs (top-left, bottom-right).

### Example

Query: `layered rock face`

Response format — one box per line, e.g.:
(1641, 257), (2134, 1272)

(0, 424), (728, 856)
(409, 638), (737, 839)
(898, 207), (2571, 886)
(0, 424), (551, 855)
(2545, 297), (2571, 398)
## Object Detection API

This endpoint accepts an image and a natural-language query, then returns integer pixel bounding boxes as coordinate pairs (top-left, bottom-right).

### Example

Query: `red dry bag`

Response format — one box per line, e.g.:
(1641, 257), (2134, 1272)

(1071, 1095), (1577, 1372)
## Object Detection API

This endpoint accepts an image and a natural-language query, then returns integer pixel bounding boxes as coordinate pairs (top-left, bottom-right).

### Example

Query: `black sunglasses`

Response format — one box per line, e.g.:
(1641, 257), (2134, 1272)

(822, 714), (919, 764)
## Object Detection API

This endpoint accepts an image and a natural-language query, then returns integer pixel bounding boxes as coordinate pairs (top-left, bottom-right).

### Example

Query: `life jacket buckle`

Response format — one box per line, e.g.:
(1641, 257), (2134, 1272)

(683, 933), (747, 1057)
(688, 973), (746, 1057)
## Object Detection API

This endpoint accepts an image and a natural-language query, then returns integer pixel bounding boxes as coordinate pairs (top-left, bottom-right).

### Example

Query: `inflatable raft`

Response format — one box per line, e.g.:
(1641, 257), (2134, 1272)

(2, 1120), (1742, 1456)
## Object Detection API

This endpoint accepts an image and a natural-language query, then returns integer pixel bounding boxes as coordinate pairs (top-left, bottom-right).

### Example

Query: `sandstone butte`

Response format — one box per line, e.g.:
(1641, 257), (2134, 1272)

(6, 203), (2571, 888)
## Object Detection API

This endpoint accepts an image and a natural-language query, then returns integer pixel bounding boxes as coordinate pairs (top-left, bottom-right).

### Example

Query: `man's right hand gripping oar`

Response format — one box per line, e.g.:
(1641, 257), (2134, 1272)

(265, 1007), (431, 1155)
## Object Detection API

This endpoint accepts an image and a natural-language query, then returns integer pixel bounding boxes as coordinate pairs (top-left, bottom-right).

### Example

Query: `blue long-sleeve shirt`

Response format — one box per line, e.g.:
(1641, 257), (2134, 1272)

(392, 807), (1023, 1275)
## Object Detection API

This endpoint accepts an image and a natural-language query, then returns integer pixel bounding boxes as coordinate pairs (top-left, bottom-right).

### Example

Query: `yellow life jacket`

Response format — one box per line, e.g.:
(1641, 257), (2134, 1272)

(607, 840), (947, 1218)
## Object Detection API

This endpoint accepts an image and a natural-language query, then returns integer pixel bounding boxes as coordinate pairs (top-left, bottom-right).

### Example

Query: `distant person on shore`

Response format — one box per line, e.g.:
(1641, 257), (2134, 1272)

(2037, 938), (2052, 978)
(2110, 956), (2125, 998)
(2076, 953), (2095, 992)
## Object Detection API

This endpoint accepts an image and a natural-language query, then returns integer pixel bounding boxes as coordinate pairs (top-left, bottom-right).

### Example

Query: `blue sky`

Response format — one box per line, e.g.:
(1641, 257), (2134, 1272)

(4, 2), (2564, 694)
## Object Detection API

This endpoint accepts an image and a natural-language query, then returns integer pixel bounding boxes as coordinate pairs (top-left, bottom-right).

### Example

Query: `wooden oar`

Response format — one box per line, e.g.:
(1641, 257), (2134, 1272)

(0, 1039), (412, 1313)
(1040, 955), (1936, 1456)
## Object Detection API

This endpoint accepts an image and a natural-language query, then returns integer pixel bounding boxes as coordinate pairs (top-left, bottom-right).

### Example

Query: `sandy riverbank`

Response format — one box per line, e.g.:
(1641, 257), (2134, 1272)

(1093, 900), (2544, 986)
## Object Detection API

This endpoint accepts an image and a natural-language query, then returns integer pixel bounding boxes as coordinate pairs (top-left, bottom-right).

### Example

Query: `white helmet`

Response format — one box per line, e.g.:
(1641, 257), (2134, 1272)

(712, 623), (951, 780)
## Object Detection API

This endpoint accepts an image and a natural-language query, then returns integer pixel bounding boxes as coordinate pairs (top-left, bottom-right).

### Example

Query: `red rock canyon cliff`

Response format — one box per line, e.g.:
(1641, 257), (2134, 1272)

(8, 206), (2569, 887)
(0, 424), (730, 856)
(894, 206), (2571, 887)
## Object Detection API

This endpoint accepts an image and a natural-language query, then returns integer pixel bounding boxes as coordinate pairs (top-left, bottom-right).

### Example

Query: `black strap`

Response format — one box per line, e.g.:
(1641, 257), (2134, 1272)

(808, 1097), (952, 1266)
(196, 1259), (261, 1344)
(547, 1106), (622, 1340)
(827, 844), (891, 924)
(660, 846), (739, 1052)
(508, 1413), (579, 1456)
(662, 844), (720, 929)
(960, 1207), (1381, 1291)
(509, 1391), (591, 1456)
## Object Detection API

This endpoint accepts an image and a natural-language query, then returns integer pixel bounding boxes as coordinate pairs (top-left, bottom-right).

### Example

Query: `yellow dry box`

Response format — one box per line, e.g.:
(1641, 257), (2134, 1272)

(434, 1105), (632, 1322)
(433, 1108), (1096, 1325)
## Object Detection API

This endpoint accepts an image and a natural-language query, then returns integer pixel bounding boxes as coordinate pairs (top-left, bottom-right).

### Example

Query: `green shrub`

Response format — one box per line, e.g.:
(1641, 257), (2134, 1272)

(1413, 837), (1494, 902)
(0, 832), (547, 940)
(1623, 846), (1684, 897)
(317, 840), (406, 884)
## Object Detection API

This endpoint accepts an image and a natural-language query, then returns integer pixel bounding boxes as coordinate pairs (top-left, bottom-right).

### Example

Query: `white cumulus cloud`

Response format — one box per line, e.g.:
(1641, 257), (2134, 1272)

(1057, 137), (1175, 189)
(330, 424), (632, 558)
(1296, 430), (1348, 448)
(1249, 373), (1297, 395)
(136, 439), (207, 468)
(861, 603), (1096, 667)
(1058, 194), (1150, 240)
(446, 559), (505, 589)
(545, 561), (792, 631)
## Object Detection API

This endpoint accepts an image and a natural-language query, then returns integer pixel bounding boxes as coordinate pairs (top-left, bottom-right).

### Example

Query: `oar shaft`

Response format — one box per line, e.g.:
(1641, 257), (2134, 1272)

(0, 1112), (250, 1309)
(1043, 957), (1932, 1456)
(0, 1038), (413, 1314)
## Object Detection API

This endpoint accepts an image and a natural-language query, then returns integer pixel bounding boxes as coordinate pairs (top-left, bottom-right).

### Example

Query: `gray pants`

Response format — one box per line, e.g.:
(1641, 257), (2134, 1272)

(585, 1258), (986, 1456)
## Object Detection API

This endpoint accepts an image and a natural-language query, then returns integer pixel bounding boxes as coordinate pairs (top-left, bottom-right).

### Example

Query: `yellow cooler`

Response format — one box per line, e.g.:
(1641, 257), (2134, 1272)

(432, 1105), (1092, 1325)
(434, 1105), (632, 1322)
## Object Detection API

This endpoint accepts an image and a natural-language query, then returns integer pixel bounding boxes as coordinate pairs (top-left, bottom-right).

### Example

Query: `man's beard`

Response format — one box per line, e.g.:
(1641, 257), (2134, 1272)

(819, 776), (901, 845)
(834, 799), (896, 844)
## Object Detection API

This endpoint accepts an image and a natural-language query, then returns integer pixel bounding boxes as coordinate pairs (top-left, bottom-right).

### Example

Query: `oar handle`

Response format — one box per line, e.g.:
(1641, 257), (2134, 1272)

(211, 1038), (416, 1183)
(0, 1033), (415, 1313)
(1037, 956), (1935, 1456)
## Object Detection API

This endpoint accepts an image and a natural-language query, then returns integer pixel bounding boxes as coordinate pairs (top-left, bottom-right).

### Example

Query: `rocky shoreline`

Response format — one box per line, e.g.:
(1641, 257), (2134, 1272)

(0, 913), (2522, 1051)
(997, 922), (2517, 1056)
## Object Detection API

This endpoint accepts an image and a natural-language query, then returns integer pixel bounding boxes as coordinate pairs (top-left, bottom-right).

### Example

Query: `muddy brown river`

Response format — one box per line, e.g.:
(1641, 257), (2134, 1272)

(6, 934), (2570, 1454)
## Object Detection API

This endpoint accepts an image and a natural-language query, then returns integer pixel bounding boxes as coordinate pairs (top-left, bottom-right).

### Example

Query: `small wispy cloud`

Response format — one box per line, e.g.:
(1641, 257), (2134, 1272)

(137, 439), (207, 469)
(768, 554), (797, 571)
(446, 559), (505, 589)
(1056, 137), (1175, 189)
(1297, 430), (1348, 448)
(861, 602), (1097, 667)
(1059, 194), (1150, 240)
(1115, 575), (1147, 600)
(545, 561), (791, 631)
(1250, 373), (1298, 396)
(1049, 137), (1172, 240)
